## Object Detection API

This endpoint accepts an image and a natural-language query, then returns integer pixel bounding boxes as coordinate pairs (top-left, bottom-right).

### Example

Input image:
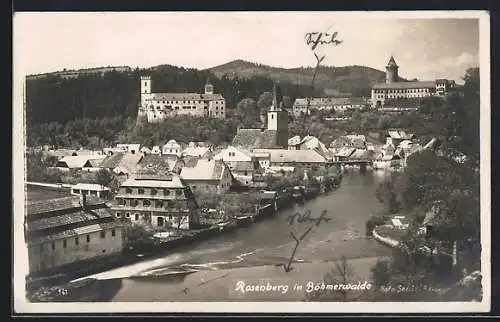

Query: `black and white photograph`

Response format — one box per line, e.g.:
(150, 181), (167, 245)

(13, 11), (490, 313)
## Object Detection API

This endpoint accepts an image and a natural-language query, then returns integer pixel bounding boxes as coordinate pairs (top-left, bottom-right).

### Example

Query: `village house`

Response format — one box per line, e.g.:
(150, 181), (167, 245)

(53, 155), (107, 172)
(99, 152), (143, 179)
(213, 146), (253, 170)
(162, 140), (182, 157)
(151, 146), (162, 155)
(25, 195), (125, 275)
(103, 147), (128, 156)
(182, 142), (213, 158)
(116, 144), (141, 155)
(252, 149), (328, 167)
(70, 183), (111, 199)
(180, 159), (233, 195)
(112, 173), (199, 230)
(386, 129), (415, 147)
(140, 146), (152, 155)
(287, 136), (302, 150)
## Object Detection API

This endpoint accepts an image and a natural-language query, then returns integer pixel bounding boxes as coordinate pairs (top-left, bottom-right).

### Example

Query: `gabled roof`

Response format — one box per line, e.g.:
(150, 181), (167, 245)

(232, 129), (282, 149)
(135, 154), (174, 175)
(335, 147), (356, 158)
(55, 155), (106, 168)
(231, 160), (261, 172)
(387, 55), (398, 67)
(180, 159), (227, 181)
(182, 146), (210, 157)
(100, 152), (143, 173)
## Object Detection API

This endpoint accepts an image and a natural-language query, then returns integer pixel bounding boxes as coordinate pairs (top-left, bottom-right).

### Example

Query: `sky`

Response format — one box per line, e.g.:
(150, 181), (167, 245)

(14, 11), (482, 83)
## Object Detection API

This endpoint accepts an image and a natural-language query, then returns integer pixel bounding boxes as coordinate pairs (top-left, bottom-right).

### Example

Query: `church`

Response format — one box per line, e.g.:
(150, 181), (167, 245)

(232, 83), (289, 150)
(371, 56), (456, 109)
(138, 76), (226, 123)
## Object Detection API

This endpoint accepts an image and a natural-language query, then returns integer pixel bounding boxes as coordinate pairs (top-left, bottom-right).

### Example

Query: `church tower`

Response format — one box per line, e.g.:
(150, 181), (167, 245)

(267, 82), (289, 149)
(385, 56), (399, 84)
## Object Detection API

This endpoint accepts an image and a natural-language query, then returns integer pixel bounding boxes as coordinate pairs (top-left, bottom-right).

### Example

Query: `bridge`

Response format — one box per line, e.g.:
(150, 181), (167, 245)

(327, 159), (373, 171)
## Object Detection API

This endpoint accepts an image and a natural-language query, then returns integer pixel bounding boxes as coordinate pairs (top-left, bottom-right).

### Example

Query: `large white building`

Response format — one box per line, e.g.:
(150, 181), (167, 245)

(371, 56), (457, 109)
(138, 76), (226, 123)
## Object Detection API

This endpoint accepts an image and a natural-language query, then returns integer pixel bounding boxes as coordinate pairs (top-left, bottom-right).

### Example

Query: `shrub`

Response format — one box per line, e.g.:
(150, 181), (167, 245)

(365, 215), (388, 237)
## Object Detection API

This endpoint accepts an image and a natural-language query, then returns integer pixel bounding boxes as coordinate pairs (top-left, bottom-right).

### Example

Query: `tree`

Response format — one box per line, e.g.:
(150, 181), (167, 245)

(94, 168), (114, 187)
(370, 258), (390, 290)
(306, 256), (359, 301)
(375, 172), (401, 214)
(257, 91), (273, 111)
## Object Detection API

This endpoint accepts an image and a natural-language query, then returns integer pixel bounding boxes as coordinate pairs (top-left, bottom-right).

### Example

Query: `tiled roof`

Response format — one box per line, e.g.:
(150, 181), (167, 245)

(182, 146), (210, 157)
(180, 159), (226, 181)
(348, 149), (375, 160)
(135, 154), (173, 175)
(55, 155), (106, 168)
(232, 129), (263, 149)
(253, 149), (327, 163)
(335, 147), (356, 158)
(26, 196), (105, 217)
(372, 81), (436, 89)
(27, 208), (112, 232)
(231, 161), (259, 172)
(99, 152), (125, 169)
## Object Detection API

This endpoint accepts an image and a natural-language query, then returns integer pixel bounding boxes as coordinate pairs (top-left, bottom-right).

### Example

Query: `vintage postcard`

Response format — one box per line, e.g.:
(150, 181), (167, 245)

(13, 10), (490, 314)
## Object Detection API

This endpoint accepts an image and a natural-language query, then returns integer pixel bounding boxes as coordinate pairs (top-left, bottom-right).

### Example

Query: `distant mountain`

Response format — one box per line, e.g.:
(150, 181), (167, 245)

(207, 59), (395, 97)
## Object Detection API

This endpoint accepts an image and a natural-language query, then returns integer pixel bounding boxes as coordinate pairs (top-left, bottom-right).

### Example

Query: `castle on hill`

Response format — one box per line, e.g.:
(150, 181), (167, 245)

(138, 76), (226, 123)
(371, 56), (457, 109)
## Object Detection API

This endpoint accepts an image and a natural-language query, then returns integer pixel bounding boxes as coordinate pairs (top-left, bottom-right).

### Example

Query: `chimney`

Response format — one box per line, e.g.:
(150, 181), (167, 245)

(80, 194), (87, 209)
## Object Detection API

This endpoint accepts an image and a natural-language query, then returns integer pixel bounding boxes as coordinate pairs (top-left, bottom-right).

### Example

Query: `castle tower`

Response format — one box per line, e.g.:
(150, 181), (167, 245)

(204, 78), (214, 95)
(385, 56), (399, 84)
(139, 75), (152, 121)
(141, 75), (151, 94)
(267, 82), (288, 148)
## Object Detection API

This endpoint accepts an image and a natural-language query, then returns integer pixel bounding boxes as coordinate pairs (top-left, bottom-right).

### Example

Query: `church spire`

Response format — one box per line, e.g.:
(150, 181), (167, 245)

(272, 82), (283, 111)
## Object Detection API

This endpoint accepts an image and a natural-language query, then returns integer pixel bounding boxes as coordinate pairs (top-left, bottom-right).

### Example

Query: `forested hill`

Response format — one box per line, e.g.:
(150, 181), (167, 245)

(25, 64), (321, 126)
(207, 59), (390, 97)
(26, 60), (387, 126)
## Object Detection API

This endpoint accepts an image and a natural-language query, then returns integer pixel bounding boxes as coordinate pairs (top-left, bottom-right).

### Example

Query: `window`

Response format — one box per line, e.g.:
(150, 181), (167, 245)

(125, 187), (132, 194)
(163, 189), (170, 196)
(138, 188), (144, 194)
(151, 188), (157, 195)
(75, 237), (79, 245)
(155, 200), (164, 208)
(176, 190), (183, 196)
(131, 199), (138, 207)
(87, 235), (90, 243)
(112, 229), (116, 237)
(100, 231), (106, 239)
(192, 185), (197, 190)
(271, 115), (274, 119)
(126, 213), (130, 218)
(135, 213), (139, 220)
(73, 189), (80, 193)
(63, 239), (67, 248)
(244, 171), (248, 176)
(143, 200), (151, 207)
(51, 242), (55, 250)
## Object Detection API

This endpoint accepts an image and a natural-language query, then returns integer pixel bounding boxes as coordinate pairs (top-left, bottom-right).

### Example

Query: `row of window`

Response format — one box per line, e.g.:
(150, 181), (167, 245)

(116, 212), (177, 220)
(374, 88), (432, 94)
(123, 187), (183, 196)
(39, 230), (116, 253)
(117, 198), (182, 208)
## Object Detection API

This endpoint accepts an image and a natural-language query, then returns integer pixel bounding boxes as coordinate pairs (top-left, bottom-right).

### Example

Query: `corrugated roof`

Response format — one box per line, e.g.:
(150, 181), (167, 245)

(372, 81), (436, 89)
(253, 149), (326, 163)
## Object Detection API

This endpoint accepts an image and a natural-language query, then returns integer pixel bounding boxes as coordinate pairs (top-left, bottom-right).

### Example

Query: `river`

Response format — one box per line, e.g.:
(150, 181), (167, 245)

(77, 170), (395, 301)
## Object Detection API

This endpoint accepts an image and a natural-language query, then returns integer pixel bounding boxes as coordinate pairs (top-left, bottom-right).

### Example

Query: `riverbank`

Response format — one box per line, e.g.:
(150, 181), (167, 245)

(76, 256), (387, 302)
